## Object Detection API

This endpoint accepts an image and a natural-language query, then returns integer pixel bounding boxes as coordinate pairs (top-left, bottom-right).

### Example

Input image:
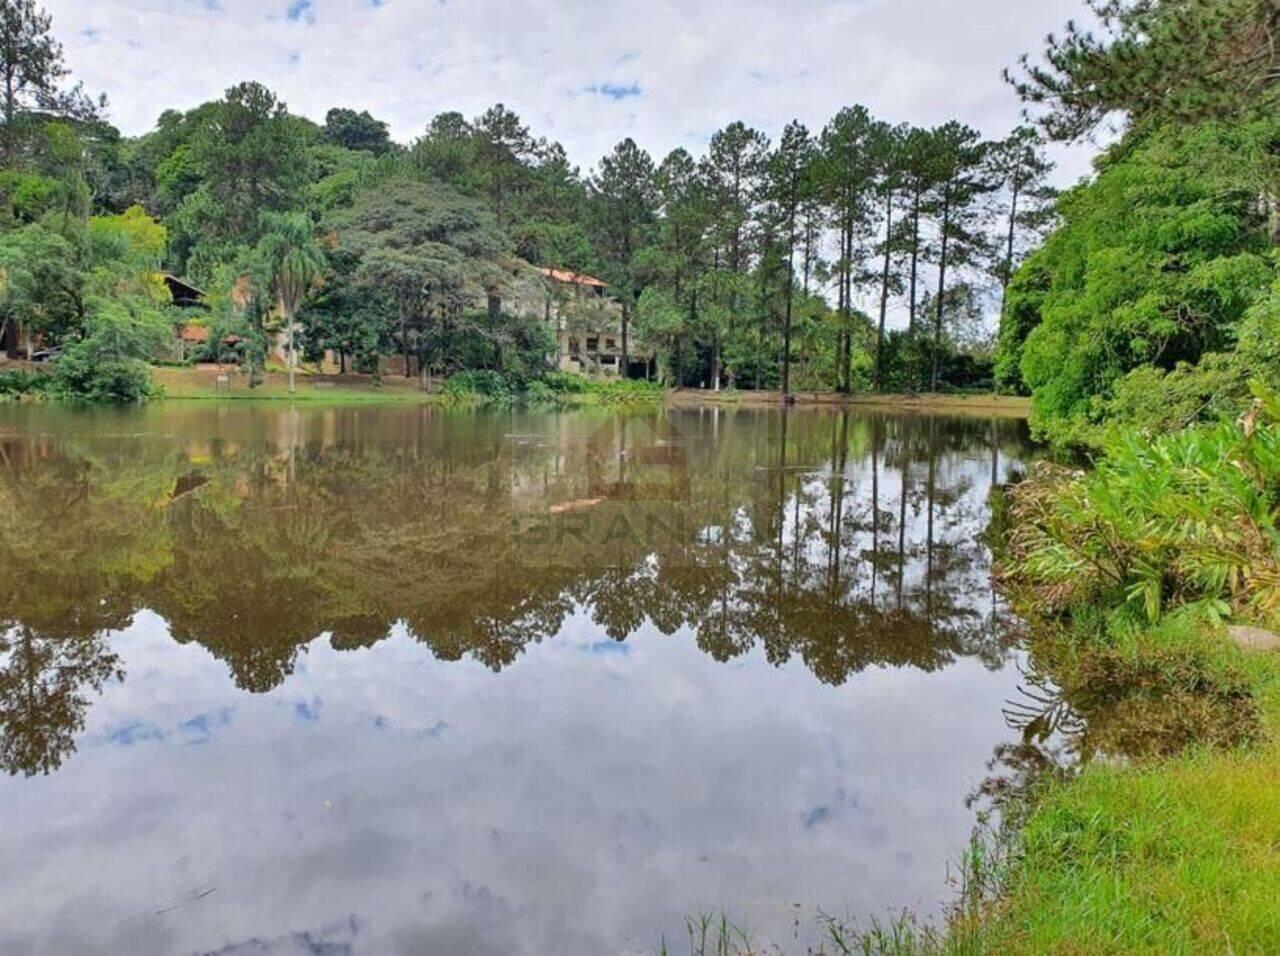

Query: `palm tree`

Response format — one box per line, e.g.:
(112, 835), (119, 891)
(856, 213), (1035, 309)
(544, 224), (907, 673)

(258, 213), (326, 394)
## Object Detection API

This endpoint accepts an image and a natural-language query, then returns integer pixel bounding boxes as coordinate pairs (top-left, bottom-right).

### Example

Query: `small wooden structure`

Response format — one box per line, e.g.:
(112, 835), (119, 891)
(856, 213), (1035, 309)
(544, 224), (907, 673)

(160, 274), (208, 309)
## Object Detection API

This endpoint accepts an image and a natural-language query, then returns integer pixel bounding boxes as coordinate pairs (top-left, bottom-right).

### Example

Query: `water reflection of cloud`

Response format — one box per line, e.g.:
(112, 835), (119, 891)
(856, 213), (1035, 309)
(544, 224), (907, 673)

(180, 707), (234, 744)
(292, 698), (322, 723)
(0, 609), (1025, 954)
(100, 720), (167, 747)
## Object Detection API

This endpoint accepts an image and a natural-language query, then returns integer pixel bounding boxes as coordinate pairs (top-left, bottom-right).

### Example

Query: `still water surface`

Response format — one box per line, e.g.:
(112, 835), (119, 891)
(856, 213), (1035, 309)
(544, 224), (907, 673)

(0, 403), (1031, 955)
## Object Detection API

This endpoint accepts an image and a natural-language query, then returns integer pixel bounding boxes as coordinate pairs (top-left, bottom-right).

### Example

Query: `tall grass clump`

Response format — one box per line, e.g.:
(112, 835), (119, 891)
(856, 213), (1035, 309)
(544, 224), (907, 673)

(656, 911), (946, 956)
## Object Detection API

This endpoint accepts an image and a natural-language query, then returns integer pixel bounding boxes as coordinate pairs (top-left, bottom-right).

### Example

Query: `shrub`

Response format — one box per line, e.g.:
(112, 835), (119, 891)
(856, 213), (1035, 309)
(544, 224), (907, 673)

(540, 370), (590, 394)
(52, 351), (156, 403)
(590, 378), (664, 404)
(441, 369), (513, 400)
(0, 368), (52, 398)
(1001, 397), (1280, 629)
(523, 379), (555, 403)
(48, 297), (168, 403)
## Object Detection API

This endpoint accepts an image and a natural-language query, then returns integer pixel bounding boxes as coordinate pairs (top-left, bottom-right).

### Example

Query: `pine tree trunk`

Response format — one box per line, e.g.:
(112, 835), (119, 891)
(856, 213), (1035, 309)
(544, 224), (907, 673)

(621, 298), (630, 379)
(997, 179), (1021, 396)
(838, 216), (853, 394)
(932, 194), (952, 393)
(781, 183), (798, 397)
(284, 296), (297, 395)
(905, 189), (921, 395)
(400, 303), (411, 379)
(874, 189), (894, 393)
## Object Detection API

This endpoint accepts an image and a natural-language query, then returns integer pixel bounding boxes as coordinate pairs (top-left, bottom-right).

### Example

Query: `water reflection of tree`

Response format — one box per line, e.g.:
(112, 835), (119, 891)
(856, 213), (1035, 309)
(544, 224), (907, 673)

(0, 625), (122, 776)
(0, 405), (1031, 774)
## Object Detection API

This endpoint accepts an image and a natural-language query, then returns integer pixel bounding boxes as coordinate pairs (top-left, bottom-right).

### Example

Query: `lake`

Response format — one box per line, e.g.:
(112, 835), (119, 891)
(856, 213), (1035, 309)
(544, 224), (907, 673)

(0, 402), (1032, 955)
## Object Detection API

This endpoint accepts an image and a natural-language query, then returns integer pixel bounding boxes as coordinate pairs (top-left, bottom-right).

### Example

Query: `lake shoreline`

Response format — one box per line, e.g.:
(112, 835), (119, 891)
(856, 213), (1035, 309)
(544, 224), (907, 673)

(665, 387), (1031, 416)
(143, 367), (1034, 416)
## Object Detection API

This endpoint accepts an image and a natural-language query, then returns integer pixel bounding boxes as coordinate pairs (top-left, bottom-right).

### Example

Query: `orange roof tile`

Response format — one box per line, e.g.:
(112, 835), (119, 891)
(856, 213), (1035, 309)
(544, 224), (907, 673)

(539, 267), (608, 288)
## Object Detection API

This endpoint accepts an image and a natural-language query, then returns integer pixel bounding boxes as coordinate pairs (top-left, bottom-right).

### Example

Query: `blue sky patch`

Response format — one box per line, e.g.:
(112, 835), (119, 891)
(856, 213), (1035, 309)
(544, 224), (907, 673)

(286, 0), (314, 23)
(103, 721), (167, 747)
(803, 805), (831, 829)
(419, 720), (449, 739)
(588, 640), (630, 656)
(180, 706), (234, 744)
(584, 82), (642, 101)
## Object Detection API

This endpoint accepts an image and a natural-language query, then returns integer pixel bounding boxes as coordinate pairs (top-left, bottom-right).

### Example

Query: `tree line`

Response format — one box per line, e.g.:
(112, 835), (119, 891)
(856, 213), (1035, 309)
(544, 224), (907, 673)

(0, 0), (1056, 400)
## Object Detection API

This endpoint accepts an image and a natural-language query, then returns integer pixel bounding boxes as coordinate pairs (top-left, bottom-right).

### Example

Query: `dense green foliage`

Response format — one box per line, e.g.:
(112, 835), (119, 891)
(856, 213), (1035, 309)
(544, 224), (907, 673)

(997, 0), (1280, 445)
(998, 121), (1279, 442)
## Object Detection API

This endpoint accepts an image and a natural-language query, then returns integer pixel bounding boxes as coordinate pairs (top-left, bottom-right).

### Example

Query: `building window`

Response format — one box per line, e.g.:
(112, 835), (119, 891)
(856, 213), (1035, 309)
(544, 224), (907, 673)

(587, 337), (599, 352)
(605, 338), (617, 350)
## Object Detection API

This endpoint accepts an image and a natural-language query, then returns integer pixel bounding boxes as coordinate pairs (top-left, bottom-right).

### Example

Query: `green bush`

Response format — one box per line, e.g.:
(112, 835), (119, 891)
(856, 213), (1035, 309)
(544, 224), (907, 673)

(441, 369), (514, 400)
(522, 379), (555, 403)
(52, 351), (156, 403)
(0, 368), (52, 397)
(540, 370), (590, 394)
(47, 298), (168, 403)
(590, 378), (664, 404)
(441, 369), (665, 405)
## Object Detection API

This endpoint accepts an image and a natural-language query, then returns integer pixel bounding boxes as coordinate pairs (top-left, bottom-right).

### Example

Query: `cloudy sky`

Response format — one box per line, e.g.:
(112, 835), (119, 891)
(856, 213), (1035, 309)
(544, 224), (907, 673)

(46, 0), (1099, 182)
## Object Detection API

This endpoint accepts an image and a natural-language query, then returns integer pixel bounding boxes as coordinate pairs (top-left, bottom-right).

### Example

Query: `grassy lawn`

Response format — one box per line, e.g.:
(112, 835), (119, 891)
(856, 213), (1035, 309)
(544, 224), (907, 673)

(666, 388), (1032, 417)
(152, 366), (436, 403)
(960, 741), (1280, 953)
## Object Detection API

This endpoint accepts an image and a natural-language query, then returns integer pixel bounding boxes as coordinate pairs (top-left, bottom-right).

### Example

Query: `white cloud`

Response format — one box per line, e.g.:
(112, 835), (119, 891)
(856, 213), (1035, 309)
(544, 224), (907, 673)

(48, 0), (1098, 181)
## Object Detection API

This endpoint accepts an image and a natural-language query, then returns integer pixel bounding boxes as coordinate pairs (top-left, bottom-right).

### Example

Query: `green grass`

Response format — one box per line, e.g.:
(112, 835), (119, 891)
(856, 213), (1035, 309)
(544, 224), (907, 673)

(151, 367), (438, 403)
(960, 744), (1280, 953)
(655, 912), (944, 956)
(161, 383), (433, 403)
(936, 616), (1280, 954)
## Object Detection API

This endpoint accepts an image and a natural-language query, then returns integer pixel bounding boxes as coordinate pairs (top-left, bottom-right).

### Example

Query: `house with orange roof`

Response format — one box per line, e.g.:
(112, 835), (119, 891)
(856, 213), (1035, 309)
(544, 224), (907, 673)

(535, 267), (651, 377)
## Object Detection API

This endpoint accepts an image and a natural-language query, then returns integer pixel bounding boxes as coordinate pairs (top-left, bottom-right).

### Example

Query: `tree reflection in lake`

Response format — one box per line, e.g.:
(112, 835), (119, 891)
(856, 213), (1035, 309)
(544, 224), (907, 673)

(0, 403), (1031, 955)
(0, 404), (1029, 775)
